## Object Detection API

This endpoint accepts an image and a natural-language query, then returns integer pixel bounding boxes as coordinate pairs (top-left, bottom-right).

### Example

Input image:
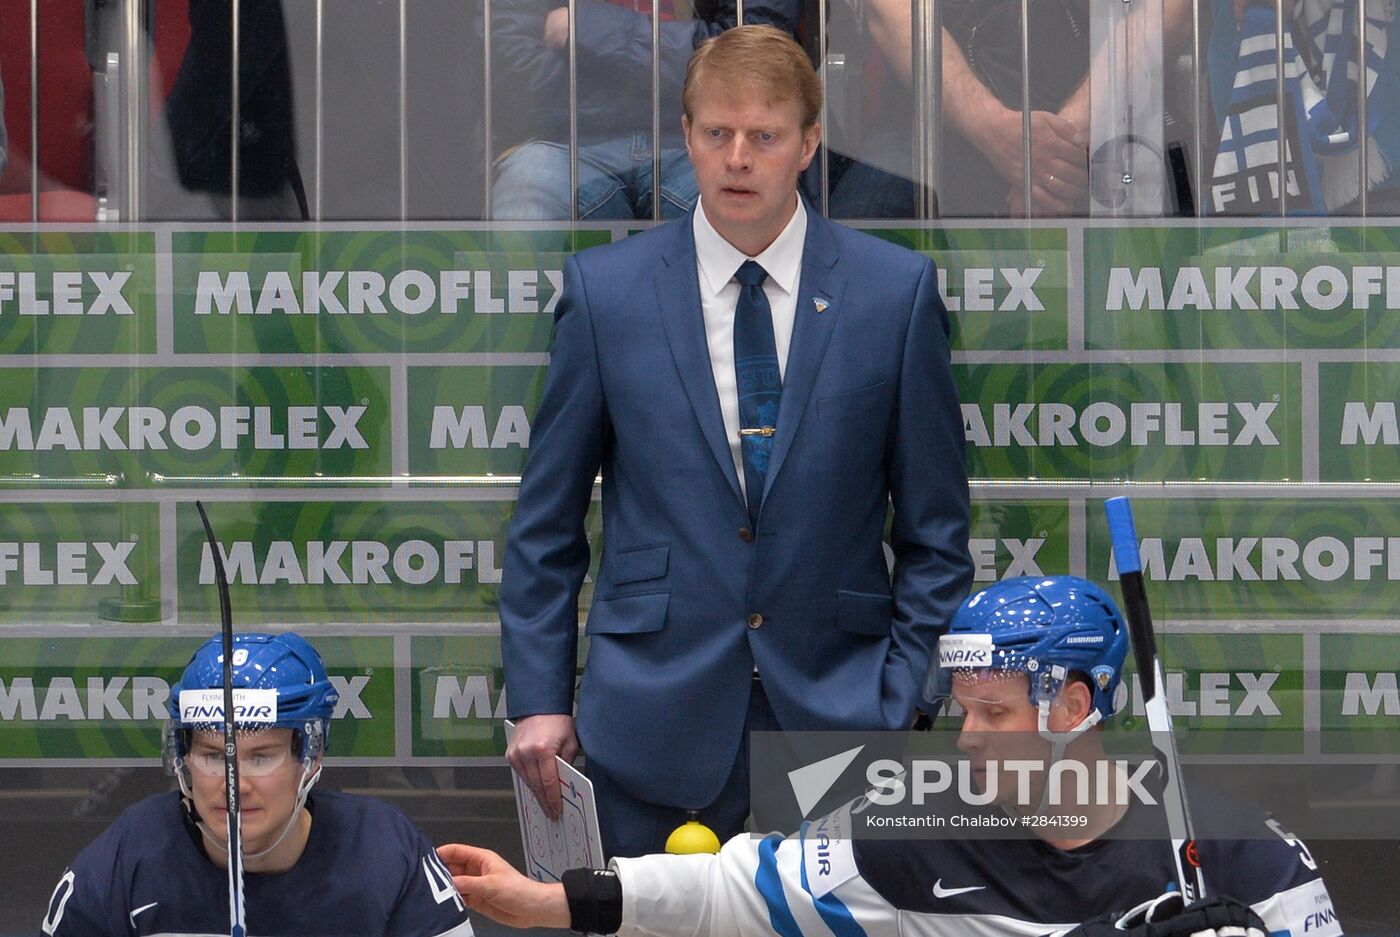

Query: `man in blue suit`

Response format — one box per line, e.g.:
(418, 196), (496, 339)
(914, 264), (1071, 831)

(501, 25), (973, 859)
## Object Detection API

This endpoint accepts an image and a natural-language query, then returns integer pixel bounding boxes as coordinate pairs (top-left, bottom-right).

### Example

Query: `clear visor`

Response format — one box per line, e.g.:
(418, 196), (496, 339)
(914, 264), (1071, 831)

(925, 634), (1070, 717)
(166, 722), (300, 778)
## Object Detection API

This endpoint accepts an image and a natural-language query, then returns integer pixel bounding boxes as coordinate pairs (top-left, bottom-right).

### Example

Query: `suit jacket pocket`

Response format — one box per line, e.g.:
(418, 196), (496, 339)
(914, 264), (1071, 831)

(586, 591), (671, 635)
(817, 381), (891, 421)
(835, 589), (894, 636)
(607, 544), (670, 586)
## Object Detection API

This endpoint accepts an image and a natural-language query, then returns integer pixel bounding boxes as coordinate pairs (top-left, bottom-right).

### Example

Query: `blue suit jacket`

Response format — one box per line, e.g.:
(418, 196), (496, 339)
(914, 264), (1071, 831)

(500, 208), (972, 808)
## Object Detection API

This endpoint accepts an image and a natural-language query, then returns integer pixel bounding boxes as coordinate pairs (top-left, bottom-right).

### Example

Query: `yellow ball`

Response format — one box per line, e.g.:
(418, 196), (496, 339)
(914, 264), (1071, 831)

(665, 817), (721, 855)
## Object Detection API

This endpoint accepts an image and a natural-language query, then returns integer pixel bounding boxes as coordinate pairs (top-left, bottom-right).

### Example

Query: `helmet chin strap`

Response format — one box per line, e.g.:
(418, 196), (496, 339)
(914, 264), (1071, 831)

(179, 757), (323, 862)
(1031, 702), (1102, 815)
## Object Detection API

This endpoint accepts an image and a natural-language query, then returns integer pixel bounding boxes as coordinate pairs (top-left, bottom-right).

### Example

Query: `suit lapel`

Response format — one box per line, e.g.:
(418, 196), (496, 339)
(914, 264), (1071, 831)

(654, 219), (746, 506)
(762, 211), (846, 505)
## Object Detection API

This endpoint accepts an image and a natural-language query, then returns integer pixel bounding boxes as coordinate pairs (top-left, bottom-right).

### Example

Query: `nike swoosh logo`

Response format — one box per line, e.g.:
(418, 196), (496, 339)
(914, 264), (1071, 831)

(129, 902), (158, 927)
(932, 879), (986, 898)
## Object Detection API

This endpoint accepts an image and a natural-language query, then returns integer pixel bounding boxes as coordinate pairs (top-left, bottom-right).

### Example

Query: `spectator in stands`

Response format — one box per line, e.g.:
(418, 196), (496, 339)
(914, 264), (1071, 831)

(1207, 0), (1400, 215)
(486, 0), (801, 220)
(155, 0), (306, 219)
(838, 0), (1192, 218)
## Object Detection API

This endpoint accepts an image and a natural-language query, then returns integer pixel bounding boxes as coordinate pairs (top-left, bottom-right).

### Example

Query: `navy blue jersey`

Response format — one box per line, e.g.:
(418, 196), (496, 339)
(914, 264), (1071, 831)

(846, 793), (1339, 936)
(41, 790), (474, 937)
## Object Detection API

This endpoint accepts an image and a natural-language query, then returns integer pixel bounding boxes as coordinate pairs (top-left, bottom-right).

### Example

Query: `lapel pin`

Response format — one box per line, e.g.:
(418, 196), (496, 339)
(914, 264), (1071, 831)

(813, 298), (829, 314)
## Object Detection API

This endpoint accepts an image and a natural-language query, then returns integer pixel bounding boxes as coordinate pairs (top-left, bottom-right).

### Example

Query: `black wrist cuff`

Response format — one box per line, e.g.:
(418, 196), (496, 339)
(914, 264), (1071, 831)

(561, 867), (624, 935)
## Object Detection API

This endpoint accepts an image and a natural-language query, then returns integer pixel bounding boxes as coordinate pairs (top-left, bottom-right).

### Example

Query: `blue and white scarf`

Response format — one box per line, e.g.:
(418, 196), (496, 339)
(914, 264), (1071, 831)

(1210, 0), (1394, 214)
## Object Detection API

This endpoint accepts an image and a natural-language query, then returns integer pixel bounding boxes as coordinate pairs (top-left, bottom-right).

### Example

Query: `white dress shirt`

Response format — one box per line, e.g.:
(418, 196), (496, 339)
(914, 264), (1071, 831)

(692, 196), (808, 499)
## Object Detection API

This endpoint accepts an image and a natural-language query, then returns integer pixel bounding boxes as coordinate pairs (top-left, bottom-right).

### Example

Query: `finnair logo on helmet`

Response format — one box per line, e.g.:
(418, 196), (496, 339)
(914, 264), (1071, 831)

(179, 688), (278, 724)
(938, 634), (994, 668)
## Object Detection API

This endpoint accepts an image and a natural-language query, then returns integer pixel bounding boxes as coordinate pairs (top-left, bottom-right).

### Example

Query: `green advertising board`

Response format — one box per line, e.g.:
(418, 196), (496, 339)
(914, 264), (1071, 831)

(1083, 225), (1400, 350)
(0, 231), (157, 356)
(865, 226), (1069, 352)
(0, 366), (392, 487)
(411, 634), (512, 758)
(0, 220), (1392, 763)
(969, 500), (1071, 583)
(1318, 361), (1400, 482)
(170, 229), (607, 354)
(1085, 499), (1400, 619)
(1320, 634), (1400, 754)
(175, 500), (602, 625)
(959, 362), (1301, 481)
(1115, 632), (1306, 754)
(407, 365), (547, 476)
(0, 502), (160, 623)
(0, 636), (393, 760)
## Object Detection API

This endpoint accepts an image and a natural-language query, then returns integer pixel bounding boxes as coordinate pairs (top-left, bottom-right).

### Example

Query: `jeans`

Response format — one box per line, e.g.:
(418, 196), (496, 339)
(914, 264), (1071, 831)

(492, 134), (699, 221)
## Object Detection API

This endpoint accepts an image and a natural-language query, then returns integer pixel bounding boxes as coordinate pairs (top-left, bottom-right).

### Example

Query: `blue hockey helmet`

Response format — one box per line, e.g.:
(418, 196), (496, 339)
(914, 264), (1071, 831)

(166, 632), (339, 763)
(923, 575), (1128, 723)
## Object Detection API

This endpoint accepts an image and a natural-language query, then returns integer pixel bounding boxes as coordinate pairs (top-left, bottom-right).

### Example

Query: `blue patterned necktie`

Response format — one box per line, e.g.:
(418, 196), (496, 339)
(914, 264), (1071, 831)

(733, 260), (781, 522)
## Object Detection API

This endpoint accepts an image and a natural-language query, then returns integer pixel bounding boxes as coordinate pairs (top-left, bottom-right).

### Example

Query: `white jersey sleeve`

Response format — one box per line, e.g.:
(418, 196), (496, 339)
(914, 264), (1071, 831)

(610, 802), (899, 937)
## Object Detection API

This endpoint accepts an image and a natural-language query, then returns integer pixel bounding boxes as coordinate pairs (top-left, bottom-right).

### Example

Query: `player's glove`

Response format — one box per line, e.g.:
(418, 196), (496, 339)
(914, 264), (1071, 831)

(1060, 892), (1267, 937)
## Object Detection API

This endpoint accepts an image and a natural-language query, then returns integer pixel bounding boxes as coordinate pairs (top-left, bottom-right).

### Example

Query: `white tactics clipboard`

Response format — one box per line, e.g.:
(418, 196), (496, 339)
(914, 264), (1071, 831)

(503, 719), (605, 881)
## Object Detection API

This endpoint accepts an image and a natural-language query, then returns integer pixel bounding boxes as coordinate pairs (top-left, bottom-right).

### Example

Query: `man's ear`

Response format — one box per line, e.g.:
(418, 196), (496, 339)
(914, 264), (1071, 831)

(1052, 678), (1094, 730)
(681, 115), (693, 158)
(800, 121), (822, 170)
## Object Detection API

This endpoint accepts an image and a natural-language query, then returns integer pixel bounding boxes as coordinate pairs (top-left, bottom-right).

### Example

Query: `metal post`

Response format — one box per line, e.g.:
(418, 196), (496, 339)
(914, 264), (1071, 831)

(400, 0), (409, 222)
(231, 0), (241, 220)
(123, 0), (146, 221)
(652, 0), (662, 221)
(1191, 0), (1203, 216)
(315, 0), (324, 221)
(483, 0), (494, 219)
(29, 0), (38, 222)
(1357, 0), (1369, 218)
(912, 0), (940, 220)
(737, 0), (745, 26)
(1020, 0), (1033, 214)
(568, 0), (579, 222)
(931, 0), (943, 214)
(1274, 0), (1285, 217)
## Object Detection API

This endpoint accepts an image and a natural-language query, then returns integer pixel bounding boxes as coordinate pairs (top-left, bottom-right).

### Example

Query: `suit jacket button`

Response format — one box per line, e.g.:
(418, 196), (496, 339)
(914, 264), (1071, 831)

(747, 613), (763, 629)
(739, 526), (754, 542)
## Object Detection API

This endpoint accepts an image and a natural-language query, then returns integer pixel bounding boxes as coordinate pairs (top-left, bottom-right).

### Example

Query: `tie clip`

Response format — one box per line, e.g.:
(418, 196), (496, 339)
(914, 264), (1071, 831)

(740, 426), (777, 438)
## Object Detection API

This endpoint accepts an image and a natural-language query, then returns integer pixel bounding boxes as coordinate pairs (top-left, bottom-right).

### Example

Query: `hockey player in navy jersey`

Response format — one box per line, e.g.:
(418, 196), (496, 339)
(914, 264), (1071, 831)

(40, 632), (474, 937)
(437, 576), (1342, 937)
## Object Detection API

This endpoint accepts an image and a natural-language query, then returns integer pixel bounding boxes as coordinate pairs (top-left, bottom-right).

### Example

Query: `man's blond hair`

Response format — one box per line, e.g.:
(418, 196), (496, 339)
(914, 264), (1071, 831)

(683, 25), (822, 129)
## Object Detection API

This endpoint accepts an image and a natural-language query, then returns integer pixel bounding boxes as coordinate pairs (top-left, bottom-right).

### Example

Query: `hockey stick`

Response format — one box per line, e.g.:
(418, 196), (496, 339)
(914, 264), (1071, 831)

(195, 500), (247, 937)
(1105, 496), (1207, 903)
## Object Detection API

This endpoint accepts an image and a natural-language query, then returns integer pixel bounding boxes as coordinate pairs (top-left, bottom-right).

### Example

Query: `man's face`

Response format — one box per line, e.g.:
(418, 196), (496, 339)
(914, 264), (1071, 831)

(682, 80), (820, 256)
(950, 670), (1050, 808)
(187, 728), (306, 854)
